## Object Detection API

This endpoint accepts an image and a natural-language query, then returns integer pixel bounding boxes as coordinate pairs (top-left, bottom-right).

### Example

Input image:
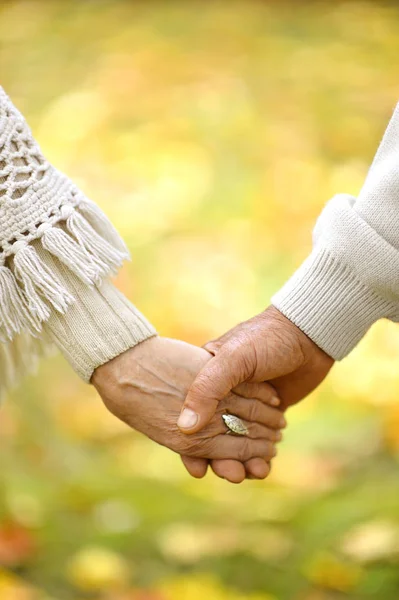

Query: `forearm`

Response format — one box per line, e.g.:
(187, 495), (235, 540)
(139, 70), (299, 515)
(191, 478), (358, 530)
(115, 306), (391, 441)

(0, 87), (155, 390)
(273, 103), (399, 359)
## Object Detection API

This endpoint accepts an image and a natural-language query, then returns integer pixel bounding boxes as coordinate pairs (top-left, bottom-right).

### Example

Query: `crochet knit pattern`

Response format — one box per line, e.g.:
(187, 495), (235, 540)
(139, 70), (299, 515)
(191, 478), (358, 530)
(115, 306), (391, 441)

(0, 87), (130, 389)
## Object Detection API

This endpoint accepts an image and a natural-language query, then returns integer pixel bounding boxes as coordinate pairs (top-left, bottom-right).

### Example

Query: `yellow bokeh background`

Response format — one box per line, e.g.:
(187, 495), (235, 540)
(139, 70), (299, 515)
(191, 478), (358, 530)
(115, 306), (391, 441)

(2, 1), (399, 598)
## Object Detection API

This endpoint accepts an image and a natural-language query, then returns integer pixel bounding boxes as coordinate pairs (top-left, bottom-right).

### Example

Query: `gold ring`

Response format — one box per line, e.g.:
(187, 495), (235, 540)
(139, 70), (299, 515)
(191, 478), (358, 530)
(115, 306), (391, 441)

(222, 413), (249, 436)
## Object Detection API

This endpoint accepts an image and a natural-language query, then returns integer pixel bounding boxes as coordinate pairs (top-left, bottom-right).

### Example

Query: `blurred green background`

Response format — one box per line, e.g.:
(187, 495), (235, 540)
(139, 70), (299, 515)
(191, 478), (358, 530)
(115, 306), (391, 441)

(2, 1), (399, 598)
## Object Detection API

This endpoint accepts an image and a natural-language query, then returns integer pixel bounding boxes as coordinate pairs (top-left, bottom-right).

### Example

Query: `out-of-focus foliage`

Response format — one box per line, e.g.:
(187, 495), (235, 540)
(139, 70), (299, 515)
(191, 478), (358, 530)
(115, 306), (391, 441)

(1, 0), (399, 598)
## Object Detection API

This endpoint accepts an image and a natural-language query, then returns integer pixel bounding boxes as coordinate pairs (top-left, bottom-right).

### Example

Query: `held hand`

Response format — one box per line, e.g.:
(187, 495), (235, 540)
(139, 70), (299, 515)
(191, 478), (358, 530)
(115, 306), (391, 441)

(92, 336), (284, 484)
(177, 306), (334, 435)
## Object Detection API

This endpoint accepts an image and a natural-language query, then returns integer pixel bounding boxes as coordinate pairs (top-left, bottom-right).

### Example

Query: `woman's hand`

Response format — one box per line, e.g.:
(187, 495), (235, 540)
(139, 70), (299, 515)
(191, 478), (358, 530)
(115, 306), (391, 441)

(92, 336), (285, 483)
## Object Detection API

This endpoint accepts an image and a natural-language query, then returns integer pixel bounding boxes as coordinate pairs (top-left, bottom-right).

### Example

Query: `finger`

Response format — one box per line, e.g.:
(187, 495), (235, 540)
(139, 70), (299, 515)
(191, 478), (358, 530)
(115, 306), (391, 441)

(227, 395), (286, 431)
(212, 411), (283, 441)
(210, 459), (246, 484)
(244, 458), (271, 480)
(219, 418), (283, 441)
(195, 435), (277, 462)
(181, 455), (209, 479)
(178, 350), (248, 435)
(233, 381), (280, 407)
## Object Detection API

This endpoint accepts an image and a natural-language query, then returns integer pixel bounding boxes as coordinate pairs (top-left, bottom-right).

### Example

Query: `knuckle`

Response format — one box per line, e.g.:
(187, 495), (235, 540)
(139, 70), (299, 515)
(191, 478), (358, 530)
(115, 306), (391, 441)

(248, 400), (260, 423)
(237, 439), (251, 462)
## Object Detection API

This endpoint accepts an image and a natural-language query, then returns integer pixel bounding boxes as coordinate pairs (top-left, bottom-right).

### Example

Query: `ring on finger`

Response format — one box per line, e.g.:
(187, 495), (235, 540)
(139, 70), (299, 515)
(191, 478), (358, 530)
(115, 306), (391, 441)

(222, 413), (249, 436)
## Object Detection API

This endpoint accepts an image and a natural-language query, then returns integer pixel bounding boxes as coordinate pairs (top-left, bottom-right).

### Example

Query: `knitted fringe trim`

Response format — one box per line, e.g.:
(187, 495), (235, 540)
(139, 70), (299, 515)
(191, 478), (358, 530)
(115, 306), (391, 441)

(0, 201), (130, 344)
(0, 330), (53, 398)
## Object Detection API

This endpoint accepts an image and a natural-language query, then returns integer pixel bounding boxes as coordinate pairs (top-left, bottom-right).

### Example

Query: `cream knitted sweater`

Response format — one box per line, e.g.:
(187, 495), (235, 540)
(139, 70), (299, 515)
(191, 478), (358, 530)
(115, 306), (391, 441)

(0, 87), (155, 392)
(273, 103), (399, 359)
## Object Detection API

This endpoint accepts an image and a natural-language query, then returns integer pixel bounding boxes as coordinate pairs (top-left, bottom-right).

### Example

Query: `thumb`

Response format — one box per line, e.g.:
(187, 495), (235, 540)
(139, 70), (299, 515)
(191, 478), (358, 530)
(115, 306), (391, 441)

(177, 353), (242, 434)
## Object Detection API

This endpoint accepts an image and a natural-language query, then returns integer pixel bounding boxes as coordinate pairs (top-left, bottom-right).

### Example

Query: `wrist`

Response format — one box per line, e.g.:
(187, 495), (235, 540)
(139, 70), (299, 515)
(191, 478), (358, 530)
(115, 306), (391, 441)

(263, 305), (334, 363)
(92, 335), (160, 388)
(271, 246), (394, 360)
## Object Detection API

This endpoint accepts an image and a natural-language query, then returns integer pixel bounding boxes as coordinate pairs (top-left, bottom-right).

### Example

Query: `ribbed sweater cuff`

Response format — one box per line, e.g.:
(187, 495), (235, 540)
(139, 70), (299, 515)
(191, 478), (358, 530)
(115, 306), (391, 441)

(43, 275), (156, 381)
(32, 240), (156, 381)
(272, 247), (397, 360)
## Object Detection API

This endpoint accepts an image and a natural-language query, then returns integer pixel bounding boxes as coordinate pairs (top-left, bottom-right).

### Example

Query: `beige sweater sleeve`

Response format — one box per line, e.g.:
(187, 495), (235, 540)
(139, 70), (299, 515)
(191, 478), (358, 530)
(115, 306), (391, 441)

(272, 103), (399, 360)
(0, 88), (155, 393)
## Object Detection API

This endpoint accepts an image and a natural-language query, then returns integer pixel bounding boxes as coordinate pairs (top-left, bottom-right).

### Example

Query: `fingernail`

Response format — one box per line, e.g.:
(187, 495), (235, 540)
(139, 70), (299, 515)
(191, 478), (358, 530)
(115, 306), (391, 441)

(279, 416), (287, 428)
(271, 396), (280, 406)
(275, 431), (283, 441)
(178, 408), (199, 429)
(272, 446), (278, 457)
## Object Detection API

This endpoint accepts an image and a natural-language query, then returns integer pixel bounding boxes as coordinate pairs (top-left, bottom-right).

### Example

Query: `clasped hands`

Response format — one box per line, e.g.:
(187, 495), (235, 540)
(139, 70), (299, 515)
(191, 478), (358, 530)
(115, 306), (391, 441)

(92, 307), (334, 484)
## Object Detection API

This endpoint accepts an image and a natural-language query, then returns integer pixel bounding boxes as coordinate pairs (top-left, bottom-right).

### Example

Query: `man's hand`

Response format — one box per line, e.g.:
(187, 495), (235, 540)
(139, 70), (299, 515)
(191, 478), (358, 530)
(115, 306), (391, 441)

(177, 306), (334, 436)
(92, 336), (284, 483)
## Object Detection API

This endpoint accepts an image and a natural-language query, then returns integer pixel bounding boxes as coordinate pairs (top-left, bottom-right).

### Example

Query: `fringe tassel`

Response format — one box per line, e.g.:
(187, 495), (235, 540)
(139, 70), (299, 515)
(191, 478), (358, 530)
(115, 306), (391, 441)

(0, 201), (130, 374)
(0, 265), (41, 341)
(13, 245), (74, 320)
(42, 226), (101, 286)
(0, 336), (20, 393)
(78, 199), (130, 256)
(66, 209), (128, 276)
(0, 330), (49, 398)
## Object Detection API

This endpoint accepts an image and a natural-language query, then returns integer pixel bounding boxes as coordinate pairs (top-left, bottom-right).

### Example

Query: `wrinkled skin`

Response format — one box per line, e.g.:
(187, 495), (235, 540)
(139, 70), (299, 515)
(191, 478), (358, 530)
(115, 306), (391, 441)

(179, 306), (334, 480)
(92, 336), (286, 483)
